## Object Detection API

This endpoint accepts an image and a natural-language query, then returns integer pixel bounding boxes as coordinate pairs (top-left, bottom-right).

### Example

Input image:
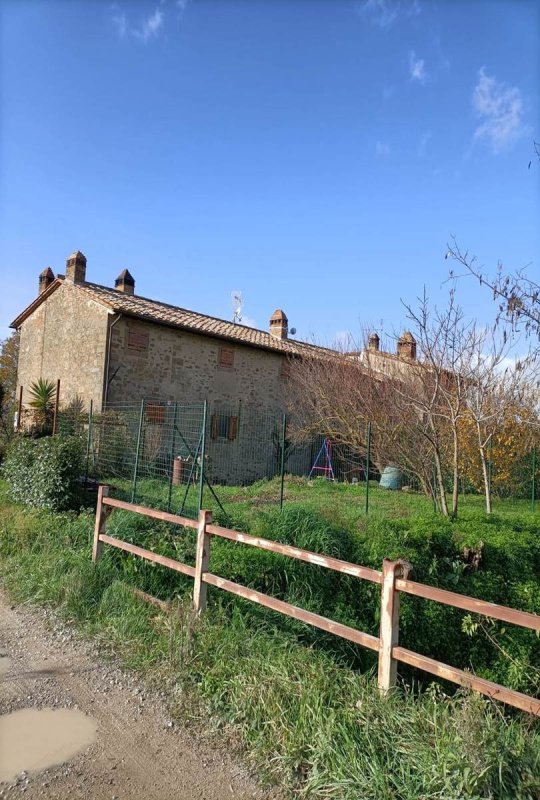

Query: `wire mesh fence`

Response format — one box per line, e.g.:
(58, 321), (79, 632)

(57, 399), (540, 520)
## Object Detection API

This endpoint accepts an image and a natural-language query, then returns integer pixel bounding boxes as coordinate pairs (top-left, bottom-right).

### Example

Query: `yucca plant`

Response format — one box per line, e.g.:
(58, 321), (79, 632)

(28, 377), (56, 434)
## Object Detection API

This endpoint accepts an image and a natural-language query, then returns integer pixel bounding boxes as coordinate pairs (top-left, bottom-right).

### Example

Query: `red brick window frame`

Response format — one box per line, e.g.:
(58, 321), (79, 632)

(218, 344), (235, 368)
(128, 330), (149, 352)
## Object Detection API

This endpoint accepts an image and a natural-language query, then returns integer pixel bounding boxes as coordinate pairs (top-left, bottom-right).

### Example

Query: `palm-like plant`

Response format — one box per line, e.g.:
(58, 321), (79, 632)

(28, 378), (56, 433)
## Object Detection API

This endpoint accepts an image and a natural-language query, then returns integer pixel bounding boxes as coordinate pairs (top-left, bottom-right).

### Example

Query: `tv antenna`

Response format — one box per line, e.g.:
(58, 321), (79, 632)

(231, 290), (243, 324)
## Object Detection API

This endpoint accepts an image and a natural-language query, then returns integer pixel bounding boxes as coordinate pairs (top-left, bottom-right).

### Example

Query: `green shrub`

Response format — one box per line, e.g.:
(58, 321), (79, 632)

(2, 435), (84, 511)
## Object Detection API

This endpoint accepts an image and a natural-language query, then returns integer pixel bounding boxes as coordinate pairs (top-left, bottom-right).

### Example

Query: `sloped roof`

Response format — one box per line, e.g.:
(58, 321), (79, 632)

(10, 278), (334, 358)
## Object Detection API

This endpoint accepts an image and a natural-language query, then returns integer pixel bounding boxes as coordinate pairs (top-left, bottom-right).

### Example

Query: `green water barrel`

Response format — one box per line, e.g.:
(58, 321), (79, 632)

(379, 466), (403, 490)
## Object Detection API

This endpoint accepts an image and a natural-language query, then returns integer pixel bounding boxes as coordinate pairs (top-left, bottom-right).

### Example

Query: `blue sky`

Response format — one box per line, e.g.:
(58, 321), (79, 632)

(1, 0), (538, 345)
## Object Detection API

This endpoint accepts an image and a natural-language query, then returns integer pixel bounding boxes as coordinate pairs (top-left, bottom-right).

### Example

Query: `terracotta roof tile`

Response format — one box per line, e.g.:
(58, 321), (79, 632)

(77, 282), (332, 357)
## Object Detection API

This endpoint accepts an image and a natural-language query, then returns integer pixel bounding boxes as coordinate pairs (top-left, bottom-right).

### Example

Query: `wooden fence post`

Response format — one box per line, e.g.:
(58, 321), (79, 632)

(378, 558), (411, 693)
(193, 509), (212, 613)
(92, 485), (110, 563)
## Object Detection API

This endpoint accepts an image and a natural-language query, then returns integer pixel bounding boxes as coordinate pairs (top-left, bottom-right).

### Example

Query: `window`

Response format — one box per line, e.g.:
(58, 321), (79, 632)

(211, 413), (238, 441)
(218, 345), (234, 368)
(128, 330), (149, 352)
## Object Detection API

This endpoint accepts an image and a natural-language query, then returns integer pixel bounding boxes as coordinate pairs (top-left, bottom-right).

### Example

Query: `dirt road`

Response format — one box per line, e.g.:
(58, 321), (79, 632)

(0, 590), (271, 799)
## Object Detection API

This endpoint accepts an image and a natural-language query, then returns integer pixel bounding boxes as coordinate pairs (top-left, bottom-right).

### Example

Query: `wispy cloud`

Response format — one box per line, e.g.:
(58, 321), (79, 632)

(472, 68), (526, 153)
(110, 1), (187, 43)
(375, 141), (391, 157)
(408, 50), (427, 83)
(357, 0), (420, 29)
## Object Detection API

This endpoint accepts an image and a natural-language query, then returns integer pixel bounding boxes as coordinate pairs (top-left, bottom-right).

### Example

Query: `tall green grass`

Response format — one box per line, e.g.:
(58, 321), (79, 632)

(1, 483), (540, 797)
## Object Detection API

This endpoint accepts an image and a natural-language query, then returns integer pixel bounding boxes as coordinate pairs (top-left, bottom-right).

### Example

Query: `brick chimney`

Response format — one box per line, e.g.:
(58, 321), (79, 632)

(397, 331), (417, 360)
(115, 268), (135, 295)
(368, 332), (380, 352)
(38, 267), (55, 295)
(65, 250), (87, 284)
(269, 309), (288, 340)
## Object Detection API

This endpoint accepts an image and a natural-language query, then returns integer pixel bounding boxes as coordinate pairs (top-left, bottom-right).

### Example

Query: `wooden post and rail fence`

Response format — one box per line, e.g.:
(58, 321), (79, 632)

(92, 484), (540, 717)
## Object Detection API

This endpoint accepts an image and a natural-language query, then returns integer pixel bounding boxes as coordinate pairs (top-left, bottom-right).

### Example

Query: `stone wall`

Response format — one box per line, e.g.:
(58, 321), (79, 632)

(107, 316), (288, 411)
(16, 283), (110, 412)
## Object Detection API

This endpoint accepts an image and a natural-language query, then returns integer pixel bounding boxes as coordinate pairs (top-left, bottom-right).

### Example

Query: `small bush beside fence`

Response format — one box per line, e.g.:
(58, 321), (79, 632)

(2, 435), (84, 511)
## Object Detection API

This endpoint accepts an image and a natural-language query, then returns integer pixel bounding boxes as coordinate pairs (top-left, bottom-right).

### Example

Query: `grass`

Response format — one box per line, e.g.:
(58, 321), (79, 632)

(1, 479), (540, 797)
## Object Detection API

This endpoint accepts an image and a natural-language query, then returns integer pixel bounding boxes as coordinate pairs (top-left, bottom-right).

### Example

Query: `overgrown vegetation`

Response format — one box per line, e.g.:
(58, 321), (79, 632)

(0, 480), (539, 798)
(2, 435), (84, 511)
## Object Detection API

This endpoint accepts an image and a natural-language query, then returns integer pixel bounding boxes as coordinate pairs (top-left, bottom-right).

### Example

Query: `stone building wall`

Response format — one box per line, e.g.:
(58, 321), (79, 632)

(17, 283), (110, 411)
(107, 316), (287, 410)
(106, 316), (292, 484)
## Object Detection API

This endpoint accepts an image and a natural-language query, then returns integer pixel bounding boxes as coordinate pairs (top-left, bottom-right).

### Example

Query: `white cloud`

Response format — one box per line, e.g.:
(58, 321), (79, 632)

(408, 50), (427, 83)
(472, 68), (525, 153)
(110, 1), (185, 43)
(135, 7), (164, 42)
(375, 141), (391, 157)
(358, 0), (420, 28)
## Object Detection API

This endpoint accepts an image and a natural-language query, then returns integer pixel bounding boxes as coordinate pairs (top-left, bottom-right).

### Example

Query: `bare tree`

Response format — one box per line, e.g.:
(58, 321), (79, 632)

(446, 238), (540, 348)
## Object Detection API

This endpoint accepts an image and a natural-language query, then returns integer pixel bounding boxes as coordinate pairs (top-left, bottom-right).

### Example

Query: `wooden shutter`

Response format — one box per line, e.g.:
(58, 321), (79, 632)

(210, 413), (220, 440)
(227, 415), (238, 441)
(218, 345), (234, 368)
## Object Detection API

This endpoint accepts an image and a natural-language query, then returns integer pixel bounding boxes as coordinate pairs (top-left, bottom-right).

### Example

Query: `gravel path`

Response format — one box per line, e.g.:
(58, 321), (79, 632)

(0, 589), (274, 799)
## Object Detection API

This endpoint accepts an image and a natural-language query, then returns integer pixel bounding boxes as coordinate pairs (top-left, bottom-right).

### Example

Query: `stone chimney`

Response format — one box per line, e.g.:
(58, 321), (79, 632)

(115, 268), (135, 295)
(38, 267), (55, 295)
(269, 309), (288, 340)
(397, 331), (417, 360)
(368, 332), (380, 352)
(65, 250), (87, 284)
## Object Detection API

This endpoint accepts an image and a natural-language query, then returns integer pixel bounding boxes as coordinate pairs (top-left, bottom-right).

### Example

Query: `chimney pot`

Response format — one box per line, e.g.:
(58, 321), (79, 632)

(269, 308), (288, 340)
(38, 267), (55, 295)
(65, 250), (87, 284)
(368, 332), (380, 352)
(115, 268), (135, 295)
(397, 331), (417, 360)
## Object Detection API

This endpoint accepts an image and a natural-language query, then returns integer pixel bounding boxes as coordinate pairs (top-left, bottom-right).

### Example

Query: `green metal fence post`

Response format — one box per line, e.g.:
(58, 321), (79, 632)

(487, 435), (493, 503)
(197, 400), (208, 514)
(84, 399), (93, 488)
(365, 420), (371, 515)
(131, 399), (145, 503)
(167, 402), (178, 512)
(532, 447), (537, 513)
(279, 412), (287, 510)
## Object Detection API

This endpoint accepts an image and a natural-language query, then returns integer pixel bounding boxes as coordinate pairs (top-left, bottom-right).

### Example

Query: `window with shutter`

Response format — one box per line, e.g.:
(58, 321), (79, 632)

(128, 330), (149, 352)
(218, 345), (235, 368)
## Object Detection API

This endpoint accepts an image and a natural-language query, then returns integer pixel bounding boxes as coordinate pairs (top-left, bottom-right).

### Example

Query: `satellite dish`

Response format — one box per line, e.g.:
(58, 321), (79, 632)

(231, 290), (243, 323)
(290, 327), (297, 336)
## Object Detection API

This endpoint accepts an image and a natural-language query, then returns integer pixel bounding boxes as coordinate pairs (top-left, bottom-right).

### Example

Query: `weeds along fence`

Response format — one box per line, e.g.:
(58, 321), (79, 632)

(56, 399), (540, 518)
(92, 485), (540, 717)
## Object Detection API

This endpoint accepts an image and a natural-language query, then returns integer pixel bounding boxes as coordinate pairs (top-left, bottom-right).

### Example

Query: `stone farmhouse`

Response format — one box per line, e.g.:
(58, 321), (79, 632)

(10, 250), (418, 485)
(11, 250), (331, 414)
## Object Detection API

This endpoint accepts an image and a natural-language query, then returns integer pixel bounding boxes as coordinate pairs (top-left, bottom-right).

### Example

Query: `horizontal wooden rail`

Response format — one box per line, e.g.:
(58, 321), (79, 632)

(395, 578), (540, 632)
(99, 534), (195, 578)
(207, 524), (382, 583)
(203, 573), (380, 651)
(92, 487), (540, 717)
(393, 647), (540, 716)
(102, 496), (197, 529)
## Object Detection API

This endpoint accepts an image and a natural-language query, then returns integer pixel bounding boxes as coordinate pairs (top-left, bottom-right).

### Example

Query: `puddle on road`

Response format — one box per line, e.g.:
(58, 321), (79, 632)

(0, 708), (97, 783)
(0, 657), (10, 676)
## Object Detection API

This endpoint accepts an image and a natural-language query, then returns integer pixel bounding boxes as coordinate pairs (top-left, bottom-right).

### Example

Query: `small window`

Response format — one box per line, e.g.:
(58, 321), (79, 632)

(218, 345), (234, 368)
(128, 330), (149, 352)
(211, 413), (238, 441)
